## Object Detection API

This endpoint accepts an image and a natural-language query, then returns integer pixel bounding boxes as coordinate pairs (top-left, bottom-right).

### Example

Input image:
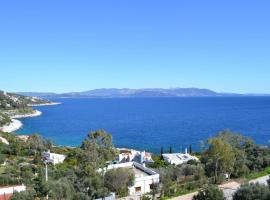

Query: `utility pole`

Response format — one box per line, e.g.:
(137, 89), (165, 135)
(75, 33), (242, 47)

(44, 160), (49, 200)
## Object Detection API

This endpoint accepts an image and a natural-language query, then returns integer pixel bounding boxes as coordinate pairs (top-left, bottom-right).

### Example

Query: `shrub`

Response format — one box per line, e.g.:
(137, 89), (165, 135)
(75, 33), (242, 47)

(193, 184), (224, 200)
(233, 183), (270, 200)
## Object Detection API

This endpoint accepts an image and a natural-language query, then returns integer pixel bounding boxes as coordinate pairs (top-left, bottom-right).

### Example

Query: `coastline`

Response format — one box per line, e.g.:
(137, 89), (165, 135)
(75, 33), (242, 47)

(27, 102), (61, 107)
(0, 119), (23, 133)
(0, 110), (42, 133)
(12, 110), (42, 119)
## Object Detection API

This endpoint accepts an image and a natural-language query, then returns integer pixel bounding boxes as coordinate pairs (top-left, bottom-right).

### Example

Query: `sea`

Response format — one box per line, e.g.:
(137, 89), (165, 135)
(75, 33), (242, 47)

(17, 97), (270, 154)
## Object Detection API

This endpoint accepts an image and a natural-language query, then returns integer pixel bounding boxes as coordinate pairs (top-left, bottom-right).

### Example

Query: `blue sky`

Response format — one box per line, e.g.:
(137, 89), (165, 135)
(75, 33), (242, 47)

(0, 0), (269, 93)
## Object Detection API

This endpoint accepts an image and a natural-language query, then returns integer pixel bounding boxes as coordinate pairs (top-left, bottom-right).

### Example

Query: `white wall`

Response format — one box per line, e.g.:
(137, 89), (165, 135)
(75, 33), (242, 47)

(0, 185), (26, 195)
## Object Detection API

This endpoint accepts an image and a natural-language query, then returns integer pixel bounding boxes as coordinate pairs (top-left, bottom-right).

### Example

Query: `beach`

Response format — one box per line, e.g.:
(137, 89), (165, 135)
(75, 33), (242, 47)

(0, 119), (23, 133)
(0, 110), (42, 133)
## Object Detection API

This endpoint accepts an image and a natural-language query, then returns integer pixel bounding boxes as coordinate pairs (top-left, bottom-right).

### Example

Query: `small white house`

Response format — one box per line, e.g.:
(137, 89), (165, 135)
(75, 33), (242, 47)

(162, 148), (199, 165)
(42, 150), (66, 165)
(105, 162), (159, 195)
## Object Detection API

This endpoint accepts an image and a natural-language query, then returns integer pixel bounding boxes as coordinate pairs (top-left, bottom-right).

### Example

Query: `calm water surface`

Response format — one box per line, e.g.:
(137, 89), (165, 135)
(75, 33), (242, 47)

(17, 97), (270, 153)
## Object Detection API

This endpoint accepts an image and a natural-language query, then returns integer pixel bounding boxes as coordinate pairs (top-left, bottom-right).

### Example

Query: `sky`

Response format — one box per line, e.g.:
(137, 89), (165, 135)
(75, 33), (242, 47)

(0, 0), (269, 93)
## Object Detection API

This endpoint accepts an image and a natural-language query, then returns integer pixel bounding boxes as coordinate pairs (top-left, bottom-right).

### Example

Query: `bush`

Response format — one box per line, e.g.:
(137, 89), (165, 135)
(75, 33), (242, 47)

(11, 189), (36, 200)
(233, 183), (270, 200)
(193, 184), (224, 200)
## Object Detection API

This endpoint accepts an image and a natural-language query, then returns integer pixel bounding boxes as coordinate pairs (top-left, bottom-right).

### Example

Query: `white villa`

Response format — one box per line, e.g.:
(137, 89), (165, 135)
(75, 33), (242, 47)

(42, 150), (66, 165)
(162, 148), (199, 165)
(105, 162), (159, 195)
(116, 148), (154, 164)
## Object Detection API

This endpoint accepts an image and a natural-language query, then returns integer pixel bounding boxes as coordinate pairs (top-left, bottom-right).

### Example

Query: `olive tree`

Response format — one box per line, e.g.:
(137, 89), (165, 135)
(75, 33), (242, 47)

(233, 183), (270, 200)
(193, 184), (224, 200)
(104, 168), (134, 197)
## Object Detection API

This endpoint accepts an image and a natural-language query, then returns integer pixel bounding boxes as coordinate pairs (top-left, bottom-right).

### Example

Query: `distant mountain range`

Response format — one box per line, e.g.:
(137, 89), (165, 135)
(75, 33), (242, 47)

(17, 88), (270, 98)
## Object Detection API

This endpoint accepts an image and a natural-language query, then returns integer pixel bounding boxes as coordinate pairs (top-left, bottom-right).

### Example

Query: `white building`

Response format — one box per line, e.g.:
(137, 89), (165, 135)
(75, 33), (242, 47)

(42, 150), (66, 165)
(116, 148), (153, 164)
(162, 148), (199, 165)
(0, 185), (26, 199)
(105, 162), (159, 195)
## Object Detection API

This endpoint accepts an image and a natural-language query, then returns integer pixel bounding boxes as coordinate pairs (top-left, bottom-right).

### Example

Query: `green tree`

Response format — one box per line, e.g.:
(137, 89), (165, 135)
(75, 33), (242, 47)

(233, 183), (270, 200)
(34, 167), (49, 198)
(201, 138), (235, 183)
(75, 130), (117, 199)
(79, 130), (117, 169)
(48, 178), (75, 200)
(11, 189), (36, 200)
(104, 168), (135, 197)
(189, 144), (192, 154)
(160, 147), (164, 159)
(193, 185), (224, 200)
(0, 153), (5, 164)
(169, 146), (172, 153)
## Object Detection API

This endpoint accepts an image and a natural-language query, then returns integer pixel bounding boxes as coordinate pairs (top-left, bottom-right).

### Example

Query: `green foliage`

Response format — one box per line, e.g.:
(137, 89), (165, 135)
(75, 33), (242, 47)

(74, 130), (117, 199)
(73, 192), (90, 200)
(201, 137), (235, 183)
(79, 130), (117, 169)
(48, 178), (75, 200)
(193, 184), (224, 200)
(245, 167), (270, 180)
(157, 163), (206, 198)
(27, 134), (53, 156)
(0, 113), (11, 126)
(11, 189), (37, 200)
(142, 195), (152, 200)
(34, 167), (49, 197)
(0, 153), (5, 164)
(148, 155), (168, 168)
(104, 168), (135, 197)
(233, 183), (270, 200)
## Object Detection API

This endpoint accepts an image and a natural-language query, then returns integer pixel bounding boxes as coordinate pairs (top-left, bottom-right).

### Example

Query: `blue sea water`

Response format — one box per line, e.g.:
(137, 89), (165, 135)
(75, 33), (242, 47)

(17, 97), (270, 154)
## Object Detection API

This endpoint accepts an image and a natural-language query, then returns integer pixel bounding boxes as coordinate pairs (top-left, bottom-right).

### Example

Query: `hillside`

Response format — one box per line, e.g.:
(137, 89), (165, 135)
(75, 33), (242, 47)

(19, 87), (234, 98)
(0, 91), (52, 128)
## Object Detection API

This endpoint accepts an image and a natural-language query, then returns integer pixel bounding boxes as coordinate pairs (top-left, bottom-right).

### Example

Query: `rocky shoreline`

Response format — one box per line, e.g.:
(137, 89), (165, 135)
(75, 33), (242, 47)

(0, 110), (42, 133)
(28, 102), (61, 107)
(12, 110), (42, 119)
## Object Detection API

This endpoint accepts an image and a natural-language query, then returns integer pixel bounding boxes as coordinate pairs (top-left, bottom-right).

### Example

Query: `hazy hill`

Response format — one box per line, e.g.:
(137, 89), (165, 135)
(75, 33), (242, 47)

(19, 88), (222, 98)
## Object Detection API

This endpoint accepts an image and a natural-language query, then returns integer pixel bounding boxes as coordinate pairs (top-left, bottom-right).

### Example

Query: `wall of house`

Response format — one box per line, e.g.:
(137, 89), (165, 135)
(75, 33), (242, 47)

(128, 174), (160, 195)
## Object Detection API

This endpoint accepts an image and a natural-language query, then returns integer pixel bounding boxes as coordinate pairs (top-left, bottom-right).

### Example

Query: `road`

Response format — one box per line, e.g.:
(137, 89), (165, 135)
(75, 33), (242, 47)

(169, 175), (270, 200)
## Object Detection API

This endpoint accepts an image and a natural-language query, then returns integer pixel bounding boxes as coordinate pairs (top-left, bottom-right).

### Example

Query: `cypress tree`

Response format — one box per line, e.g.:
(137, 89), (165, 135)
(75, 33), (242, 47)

(169, 146), (172, 154)
(160, 147), (164, 159)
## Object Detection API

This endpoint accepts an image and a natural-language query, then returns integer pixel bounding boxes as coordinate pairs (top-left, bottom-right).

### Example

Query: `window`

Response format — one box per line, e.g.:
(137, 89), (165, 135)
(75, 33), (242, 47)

(135, 187), (141, 193)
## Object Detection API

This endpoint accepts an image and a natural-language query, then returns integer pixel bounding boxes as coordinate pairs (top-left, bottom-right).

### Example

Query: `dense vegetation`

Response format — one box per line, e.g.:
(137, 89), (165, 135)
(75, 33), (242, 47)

(193, 185), (224, 200)
(0, 130), (135, 199)
(149, 130), (270, 199)
(1, 129), (270, 199)
(233, 183), (270, 200)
